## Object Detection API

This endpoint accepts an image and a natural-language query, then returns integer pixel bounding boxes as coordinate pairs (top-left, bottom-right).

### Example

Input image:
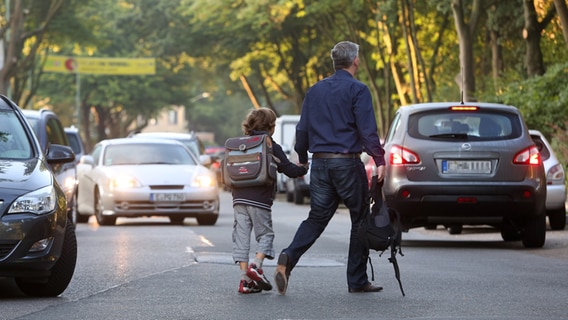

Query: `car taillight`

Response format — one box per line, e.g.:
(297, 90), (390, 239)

(449, 106), (479, 111)
(389, 145), (420, 165)
(547, 163), (565, 182)
(513, 146), (541, 165)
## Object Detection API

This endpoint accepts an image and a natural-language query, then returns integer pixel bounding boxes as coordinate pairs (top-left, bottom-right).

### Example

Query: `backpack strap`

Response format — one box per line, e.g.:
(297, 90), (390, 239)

(389, 246), (405, 297)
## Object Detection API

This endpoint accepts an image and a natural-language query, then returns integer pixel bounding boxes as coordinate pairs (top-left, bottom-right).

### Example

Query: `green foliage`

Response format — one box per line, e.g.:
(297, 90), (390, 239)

(493, 62), (568, 165)
(9, 0), (568, 153)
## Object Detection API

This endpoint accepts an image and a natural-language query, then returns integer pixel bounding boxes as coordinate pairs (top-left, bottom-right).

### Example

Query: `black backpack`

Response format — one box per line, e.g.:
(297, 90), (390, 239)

(357, 175), (405, 296)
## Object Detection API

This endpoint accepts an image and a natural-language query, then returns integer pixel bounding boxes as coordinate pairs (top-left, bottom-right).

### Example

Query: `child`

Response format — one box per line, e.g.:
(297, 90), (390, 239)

(232, 108), (308, 294)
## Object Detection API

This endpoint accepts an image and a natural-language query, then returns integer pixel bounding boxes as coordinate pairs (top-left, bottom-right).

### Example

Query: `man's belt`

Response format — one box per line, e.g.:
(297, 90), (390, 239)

(312, 152), (360, 159)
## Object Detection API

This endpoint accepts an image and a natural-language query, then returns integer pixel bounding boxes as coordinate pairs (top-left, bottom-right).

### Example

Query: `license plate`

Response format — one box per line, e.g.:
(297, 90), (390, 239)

(150, 193), (185, 202)
(442, 160), (491, 174)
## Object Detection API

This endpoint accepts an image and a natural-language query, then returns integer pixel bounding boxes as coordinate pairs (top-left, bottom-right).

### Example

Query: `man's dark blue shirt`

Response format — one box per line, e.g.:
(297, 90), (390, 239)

(295, 70), (385, 166)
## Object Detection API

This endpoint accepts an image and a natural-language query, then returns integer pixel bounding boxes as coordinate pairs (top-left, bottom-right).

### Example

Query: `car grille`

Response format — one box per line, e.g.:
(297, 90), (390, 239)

(149, 185), (184, 190)
(0, 241), (19, 260)
(114, 200), (217, 212)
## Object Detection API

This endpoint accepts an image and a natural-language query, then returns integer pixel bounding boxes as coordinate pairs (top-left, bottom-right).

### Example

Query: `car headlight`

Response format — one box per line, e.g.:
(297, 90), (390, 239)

(9, 185), (57, 215)
(110, 175), (141, 190)
(191, 175), (215, 187)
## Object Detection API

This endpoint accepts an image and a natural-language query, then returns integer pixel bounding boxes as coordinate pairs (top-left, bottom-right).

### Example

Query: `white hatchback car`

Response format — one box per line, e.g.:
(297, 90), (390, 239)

(77, 138), (219, 226)
(529, 130), (566, 230)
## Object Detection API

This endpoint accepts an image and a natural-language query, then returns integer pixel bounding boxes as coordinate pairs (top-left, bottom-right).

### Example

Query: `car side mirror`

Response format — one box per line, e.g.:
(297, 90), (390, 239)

(199, 154), (212, 166)
(79, 155), (95, 167)
(46, 144), (75, 164)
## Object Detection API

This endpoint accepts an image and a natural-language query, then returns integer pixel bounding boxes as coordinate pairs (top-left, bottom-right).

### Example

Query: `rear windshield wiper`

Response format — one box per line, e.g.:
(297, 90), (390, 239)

(429, 133), (469, 139)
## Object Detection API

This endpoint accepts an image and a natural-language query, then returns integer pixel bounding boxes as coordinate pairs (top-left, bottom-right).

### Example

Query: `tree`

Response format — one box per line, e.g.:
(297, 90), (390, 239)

(523, 0), (556, 77)
(0, 0), (69, 103)
(554, 0), (568, 49)
(450, 0), (483, 101)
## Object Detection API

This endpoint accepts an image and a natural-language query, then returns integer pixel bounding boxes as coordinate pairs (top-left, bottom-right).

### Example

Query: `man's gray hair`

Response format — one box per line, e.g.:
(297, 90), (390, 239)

(330, 41), (359, 70)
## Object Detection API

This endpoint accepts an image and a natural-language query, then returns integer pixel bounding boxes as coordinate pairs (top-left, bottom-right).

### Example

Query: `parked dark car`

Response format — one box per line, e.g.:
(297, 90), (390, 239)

(0, 95), (77, 296)
(382, 102), (547, 248)
(23, 109), (79, 226)
(65, 126), (87, 164)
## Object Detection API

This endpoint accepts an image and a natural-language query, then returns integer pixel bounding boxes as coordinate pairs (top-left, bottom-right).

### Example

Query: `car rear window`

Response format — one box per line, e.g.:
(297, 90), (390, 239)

(408, 110), (523, 141)
(531, 135), (551, 161)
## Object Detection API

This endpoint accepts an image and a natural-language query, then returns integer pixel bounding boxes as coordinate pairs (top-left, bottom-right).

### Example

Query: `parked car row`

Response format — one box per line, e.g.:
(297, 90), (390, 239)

(0, 95), (77, 297)
(1, 97), (223, 297)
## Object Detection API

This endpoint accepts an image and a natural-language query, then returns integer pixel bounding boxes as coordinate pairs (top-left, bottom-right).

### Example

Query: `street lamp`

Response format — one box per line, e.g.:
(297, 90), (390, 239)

(186, 92), (210, 132)
(191, 92), (210, 103)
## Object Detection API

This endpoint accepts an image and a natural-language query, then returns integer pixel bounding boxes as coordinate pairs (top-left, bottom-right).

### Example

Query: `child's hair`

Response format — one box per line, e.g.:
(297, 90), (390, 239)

(242, 107), (277, 135)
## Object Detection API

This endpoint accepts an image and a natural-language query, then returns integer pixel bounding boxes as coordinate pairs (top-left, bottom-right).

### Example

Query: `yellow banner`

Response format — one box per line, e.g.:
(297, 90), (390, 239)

(44, 56), (156, 75)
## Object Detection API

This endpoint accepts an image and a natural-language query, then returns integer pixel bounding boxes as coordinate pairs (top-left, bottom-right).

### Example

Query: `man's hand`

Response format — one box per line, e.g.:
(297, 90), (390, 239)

(376, 165), (385, 183)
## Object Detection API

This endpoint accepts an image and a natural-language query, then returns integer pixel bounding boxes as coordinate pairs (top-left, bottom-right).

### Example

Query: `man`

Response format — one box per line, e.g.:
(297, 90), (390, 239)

(274, 41), (386, 295)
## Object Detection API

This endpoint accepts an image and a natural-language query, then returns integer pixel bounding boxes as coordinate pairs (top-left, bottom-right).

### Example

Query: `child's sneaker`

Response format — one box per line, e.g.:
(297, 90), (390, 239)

(238, 279), (261, 294)
(246, 263), (273, 291)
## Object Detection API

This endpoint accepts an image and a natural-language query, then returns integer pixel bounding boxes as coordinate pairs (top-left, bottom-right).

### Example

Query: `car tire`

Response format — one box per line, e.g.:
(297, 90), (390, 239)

(95, 188), (116, 226)
(68, 192), (78, 226)
(500, 219), (521, 241)
(286, 190), (294, 202)
(547, 208), (566, 231)
(169, 216), (185, 225)
(293, 183), (304, 205)
(16, 219), (77, 297)
(196, 214), (218, 226)
(521, 213), (546, 248)
(447, 224), (462, 235)
(76, 188), (90, 223)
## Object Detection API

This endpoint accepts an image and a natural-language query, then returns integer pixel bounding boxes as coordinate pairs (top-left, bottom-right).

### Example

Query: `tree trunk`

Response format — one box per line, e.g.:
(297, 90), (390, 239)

(451, 0), (481, 102)
(553, 0), (568, 50)
(490, 29), (504, 91)
(0, 0), (23, 95)
(523, 0), (546, 77)
(401, 0), (418, 104)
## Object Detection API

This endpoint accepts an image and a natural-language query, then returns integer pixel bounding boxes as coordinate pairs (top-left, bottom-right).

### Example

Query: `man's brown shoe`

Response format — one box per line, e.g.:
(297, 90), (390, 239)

(274, 252), (290, 295)
(348, 282), (383, 293)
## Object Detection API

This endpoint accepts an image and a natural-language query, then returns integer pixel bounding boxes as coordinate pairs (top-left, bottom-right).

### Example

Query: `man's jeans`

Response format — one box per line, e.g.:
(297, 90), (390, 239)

(283, 157), (370, 289)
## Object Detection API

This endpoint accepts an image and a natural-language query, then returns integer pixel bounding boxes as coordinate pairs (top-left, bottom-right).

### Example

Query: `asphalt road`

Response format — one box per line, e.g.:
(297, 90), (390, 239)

(1, 190), (567, 320)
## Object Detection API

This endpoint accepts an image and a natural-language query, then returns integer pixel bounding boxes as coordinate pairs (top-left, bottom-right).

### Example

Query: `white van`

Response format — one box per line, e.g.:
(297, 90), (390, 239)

(273, 115), (301, 193)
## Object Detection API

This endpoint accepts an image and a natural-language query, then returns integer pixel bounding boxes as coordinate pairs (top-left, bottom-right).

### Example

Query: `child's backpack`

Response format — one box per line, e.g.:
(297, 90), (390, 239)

(221, 134), (277, 188)
(357, 175), (405, 296)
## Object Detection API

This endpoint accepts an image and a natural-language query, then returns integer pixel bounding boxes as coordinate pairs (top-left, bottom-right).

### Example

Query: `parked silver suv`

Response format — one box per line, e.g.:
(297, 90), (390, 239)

(383, 102), (547, 248)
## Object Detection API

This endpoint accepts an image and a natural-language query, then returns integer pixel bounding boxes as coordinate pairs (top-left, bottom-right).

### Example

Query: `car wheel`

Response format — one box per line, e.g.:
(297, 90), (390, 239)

(521, 214), (546, 248)
(16, 219), (77, 297)
(196, 214), (218, 226)
(547, 208), (566, 231)
(169, 216), (185, 225)
(293, 185), (304, 205)
(286, 190), (294, 202)
(500, 219), (521, 241)
(447, 224), (462, 235)
(76, 188), (90, 223)
(68, 192), (78, 226)
(95, 188), (116, 226)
